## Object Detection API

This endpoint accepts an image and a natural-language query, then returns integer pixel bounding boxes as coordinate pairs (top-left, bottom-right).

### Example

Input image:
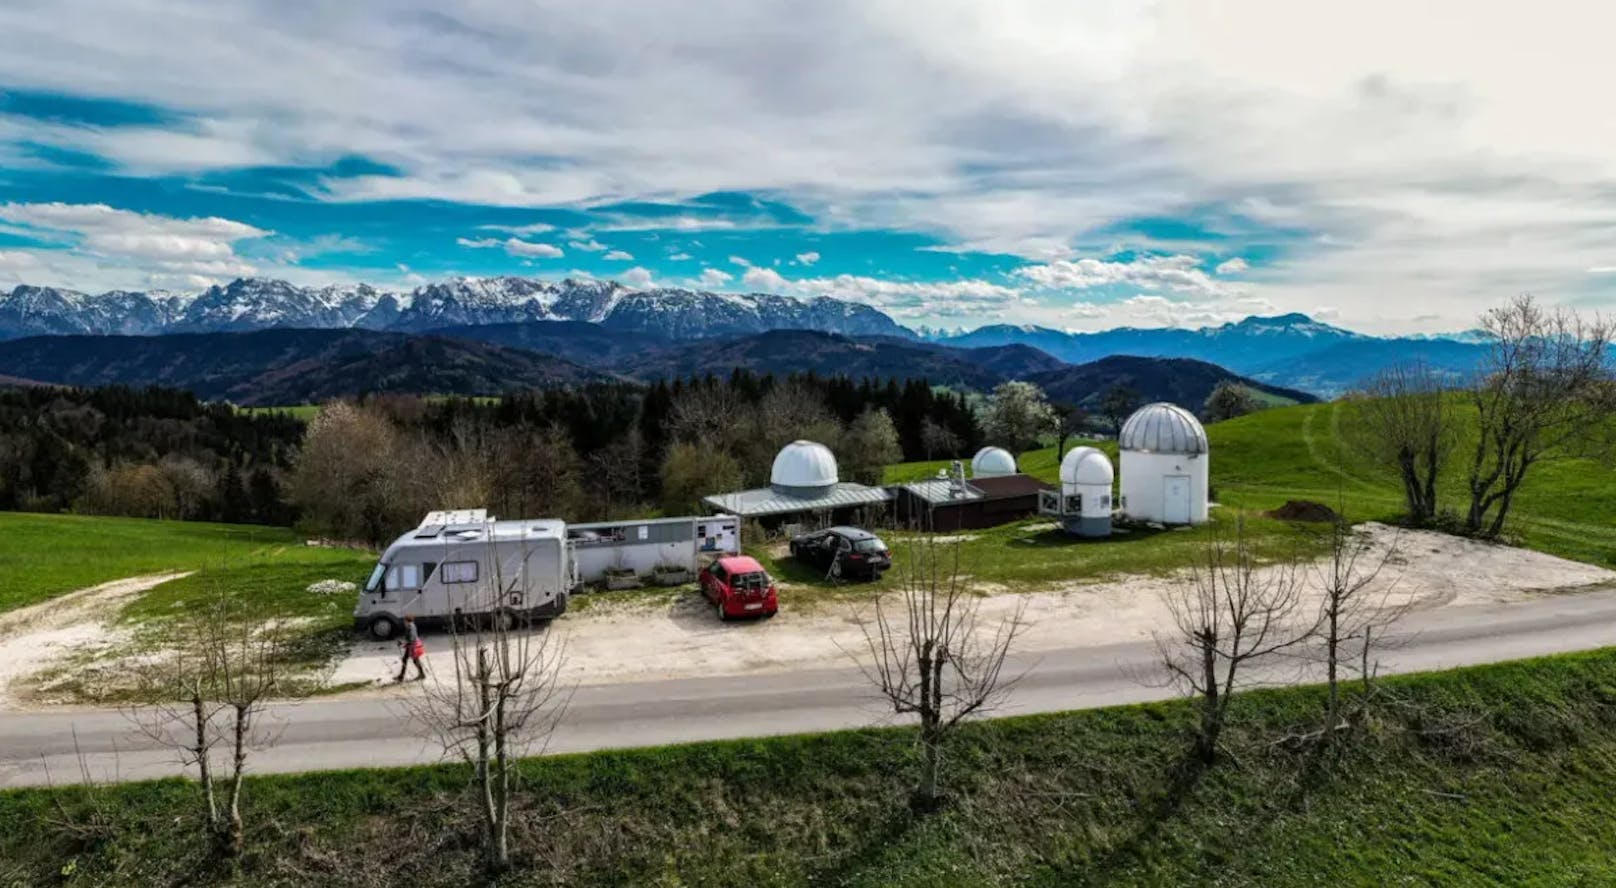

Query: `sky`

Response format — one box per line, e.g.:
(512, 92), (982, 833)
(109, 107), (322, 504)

(0, 0), (1613, 335)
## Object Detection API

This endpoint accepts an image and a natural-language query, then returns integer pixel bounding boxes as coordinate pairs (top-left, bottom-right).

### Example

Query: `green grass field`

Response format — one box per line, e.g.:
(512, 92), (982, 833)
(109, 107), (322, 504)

(0, 513), (365, 614)
(7, 646), (1616, 886)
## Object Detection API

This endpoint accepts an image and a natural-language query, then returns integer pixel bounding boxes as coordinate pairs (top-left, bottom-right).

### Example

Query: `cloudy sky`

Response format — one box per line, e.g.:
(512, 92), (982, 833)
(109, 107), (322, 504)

(0, 0), (1612, 333)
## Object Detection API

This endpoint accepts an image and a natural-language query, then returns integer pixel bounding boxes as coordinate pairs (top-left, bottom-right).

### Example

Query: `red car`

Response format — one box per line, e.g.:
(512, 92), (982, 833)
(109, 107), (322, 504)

(699, 555), (779, 621)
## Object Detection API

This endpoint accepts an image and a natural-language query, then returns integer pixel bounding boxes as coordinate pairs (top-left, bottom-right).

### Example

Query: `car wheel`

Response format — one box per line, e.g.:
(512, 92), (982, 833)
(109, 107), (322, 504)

(367, 614), (401, 641)
(715, 597), (728, 622)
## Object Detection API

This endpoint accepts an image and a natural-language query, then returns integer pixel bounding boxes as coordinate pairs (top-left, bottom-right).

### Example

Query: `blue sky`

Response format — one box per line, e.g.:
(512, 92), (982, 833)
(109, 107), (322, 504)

(1, 1), (1613, 334)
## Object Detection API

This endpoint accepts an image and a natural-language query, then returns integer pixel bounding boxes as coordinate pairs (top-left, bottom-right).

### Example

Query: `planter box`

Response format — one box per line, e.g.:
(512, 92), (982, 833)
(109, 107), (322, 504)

(652, 569), (693, 587)
(604, 571), (643, 590)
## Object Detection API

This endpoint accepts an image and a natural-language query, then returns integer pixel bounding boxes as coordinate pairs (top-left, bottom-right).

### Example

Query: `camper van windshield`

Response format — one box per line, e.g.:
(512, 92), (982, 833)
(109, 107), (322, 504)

(364, 563), (385, 592)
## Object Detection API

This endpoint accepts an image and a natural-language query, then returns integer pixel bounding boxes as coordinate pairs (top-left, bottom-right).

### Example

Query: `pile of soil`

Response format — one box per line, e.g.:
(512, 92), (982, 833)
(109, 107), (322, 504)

(1266, 499), (1341, 523)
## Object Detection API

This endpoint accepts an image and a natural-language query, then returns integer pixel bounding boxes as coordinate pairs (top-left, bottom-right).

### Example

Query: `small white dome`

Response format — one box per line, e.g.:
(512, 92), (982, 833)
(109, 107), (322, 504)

(1119, 402), (1208, 455)
(970, 446), (1017, 478)
(771, 440), (839, 489)
(1060, 446), (1114, 485)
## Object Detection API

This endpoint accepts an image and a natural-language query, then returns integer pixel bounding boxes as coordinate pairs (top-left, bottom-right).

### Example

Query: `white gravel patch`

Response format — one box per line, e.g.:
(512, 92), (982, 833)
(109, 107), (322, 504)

(0, 572), (190, 708)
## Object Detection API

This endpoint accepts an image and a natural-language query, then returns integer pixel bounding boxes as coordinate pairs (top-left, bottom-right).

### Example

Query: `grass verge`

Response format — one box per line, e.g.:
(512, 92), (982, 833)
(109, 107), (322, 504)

(8, 647), (1616, 886)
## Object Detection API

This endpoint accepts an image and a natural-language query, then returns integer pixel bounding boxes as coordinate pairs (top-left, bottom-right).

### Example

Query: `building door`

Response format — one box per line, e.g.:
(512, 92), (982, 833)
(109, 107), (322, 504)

(1163, 476), (1192, 524)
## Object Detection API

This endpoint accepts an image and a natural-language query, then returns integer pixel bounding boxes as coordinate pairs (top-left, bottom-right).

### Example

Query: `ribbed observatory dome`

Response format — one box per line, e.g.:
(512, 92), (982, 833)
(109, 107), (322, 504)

(970, 446), (1017, 477)
(1118, 403), (1209, 455)
(770, 440), (839, 489)
(1060, 446), (1115, 485)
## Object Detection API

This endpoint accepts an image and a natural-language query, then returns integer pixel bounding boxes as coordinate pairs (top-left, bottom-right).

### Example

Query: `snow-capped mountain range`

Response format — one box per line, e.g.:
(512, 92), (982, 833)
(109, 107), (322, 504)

(0, 276), (913, 341)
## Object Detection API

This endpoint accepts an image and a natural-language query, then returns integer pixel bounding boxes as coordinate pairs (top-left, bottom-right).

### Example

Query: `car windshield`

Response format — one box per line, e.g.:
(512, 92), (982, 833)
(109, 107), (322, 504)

(364, 563), (385, 592)
(854, 538), (886, 553)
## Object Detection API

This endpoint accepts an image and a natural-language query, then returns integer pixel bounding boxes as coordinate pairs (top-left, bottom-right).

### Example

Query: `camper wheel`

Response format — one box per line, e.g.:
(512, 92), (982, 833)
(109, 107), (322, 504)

(367, 614), (402, 641)
(491, 608), (517, 633)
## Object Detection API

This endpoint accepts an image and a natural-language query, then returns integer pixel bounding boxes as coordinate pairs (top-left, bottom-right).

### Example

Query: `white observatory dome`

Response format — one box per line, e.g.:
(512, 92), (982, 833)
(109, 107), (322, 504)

(1119, 403), (1208, 455)
(970, 446), (1018, 478)
(770, 440), (839, 491)
(1060, 446), (1114, 486)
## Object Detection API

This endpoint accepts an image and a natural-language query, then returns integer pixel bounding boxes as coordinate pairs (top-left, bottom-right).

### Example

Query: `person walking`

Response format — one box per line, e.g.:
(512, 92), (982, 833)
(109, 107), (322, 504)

(397, 615), (426, 682)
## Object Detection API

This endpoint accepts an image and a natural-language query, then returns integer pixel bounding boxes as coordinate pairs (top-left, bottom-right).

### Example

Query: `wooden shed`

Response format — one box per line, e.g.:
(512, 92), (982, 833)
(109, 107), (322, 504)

(892, 473), (1054, 532)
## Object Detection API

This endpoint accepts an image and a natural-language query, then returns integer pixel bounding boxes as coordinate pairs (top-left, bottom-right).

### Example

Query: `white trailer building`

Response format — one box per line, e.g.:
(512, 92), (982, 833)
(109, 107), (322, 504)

(1118, 402), (1209, 525)
(567, 515), (740, 583)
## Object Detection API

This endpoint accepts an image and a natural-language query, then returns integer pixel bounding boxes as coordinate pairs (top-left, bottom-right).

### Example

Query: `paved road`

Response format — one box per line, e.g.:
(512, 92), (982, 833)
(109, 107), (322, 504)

(5, 589), (1616, 788)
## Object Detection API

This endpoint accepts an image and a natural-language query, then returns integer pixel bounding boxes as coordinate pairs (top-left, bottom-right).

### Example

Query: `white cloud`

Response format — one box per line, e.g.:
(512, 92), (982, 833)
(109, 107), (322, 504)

(479, 222), (556, 235)
(504, 238), (564, 258)
(794, 251), (820, 265)
(729, 267), (1025, 320)
(602, 250), (634, 261)
(740, 266), (788, 290)
(668, 252), (693, 261)
(696, 268), (733, 288)
(459, 235), (563, 258)
(1015, 254), (1227, 297)
(568, 238), (607, 252)
(622, 266), (654, 288)
(1214, 257), (1248, 275)
(728, 255), (753, 268)
(0, 201), (269, 284)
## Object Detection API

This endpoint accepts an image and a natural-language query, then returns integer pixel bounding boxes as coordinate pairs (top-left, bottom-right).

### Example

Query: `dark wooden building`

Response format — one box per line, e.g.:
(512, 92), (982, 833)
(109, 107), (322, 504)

(891, 473), (1054, 532)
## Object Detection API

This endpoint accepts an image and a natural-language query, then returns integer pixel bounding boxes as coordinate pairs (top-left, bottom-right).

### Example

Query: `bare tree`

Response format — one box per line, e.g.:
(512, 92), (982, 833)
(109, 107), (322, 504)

(852, 535), (1025, 809)
(1465, 295), (1614, 537)
(1100, 384), (1140, 435)
(1355, 362), (1455, 525)
(588, 430), (643, 518)
(131, 593), (289, 858)
(1054, 405), (1090, 460)
(1157, 517), (1310, 764)
(412, 543), (570, 873)
(919, 418), (962, 461)
(1310, 513), (1406, 733)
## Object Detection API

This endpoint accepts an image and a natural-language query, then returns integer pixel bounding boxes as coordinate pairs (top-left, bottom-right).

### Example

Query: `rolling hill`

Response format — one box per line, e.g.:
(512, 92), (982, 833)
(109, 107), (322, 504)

(0, 329), (612, 405)
(1027, 355), (1316, 413)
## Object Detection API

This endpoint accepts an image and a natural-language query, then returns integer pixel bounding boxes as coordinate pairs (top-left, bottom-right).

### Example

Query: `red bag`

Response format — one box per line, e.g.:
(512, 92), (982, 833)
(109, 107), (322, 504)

(410, 639), (425, 659)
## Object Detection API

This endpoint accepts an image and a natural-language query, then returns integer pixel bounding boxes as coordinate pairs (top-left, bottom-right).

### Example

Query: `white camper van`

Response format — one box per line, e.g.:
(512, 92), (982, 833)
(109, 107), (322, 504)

(354, 509), (577, 640)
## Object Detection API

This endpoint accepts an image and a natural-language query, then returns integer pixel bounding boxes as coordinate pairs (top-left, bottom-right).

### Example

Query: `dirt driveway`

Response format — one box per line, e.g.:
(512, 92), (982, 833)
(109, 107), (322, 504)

(327, 524), (1616, 693)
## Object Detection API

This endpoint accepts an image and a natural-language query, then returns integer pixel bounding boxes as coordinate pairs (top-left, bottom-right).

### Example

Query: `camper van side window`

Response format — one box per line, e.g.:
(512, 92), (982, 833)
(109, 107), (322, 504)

(387, 564), (423, 590)
(441, 561), (479, 584)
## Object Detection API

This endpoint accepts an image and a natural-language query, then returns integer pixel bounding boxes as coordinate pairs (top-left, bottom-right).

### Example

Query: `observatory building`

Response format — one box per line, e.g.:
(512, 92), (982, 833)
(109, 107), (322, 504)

(702, 440), (891, 526)
(1050, 446), (1115, 537)
(1118, 402), (1209, 525)
(969, 446), (1018, 478)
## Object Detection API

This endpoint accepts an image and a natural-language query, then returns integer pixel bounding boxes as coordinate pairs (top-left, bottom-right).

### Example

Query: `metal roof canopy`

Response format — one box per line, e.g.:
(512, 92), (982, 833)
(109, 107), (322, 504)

(702, 483), (892, 518)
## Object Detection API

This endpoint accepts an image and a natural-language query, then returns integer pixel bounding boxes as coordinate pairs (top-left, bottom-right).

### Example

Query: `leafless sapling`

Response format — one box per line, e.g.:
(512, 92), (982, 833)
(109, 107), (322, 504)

(1157, 516), (1310, 764)
(1310, 513), (1407, 734)
(131, 593), (290, 858)
(851, 534), (1026, 810)
(411, 542), (570, 873)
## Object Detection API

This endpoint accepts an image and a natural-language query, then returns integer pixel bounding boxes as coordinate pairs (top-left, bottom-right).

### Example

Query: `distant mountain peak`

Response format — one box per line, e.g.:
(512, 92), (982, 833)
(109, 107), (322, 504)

(0, 275), (912, 342)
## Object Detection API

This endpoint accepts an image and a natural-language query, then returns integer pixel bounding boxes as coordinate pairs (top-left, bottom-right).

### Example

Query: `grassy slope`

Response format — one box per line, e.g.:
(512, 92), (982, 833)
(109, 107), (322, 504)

(885, 401), (1616, 569)
(7, 648), (1616, 886)
(0, 513), (363, 613)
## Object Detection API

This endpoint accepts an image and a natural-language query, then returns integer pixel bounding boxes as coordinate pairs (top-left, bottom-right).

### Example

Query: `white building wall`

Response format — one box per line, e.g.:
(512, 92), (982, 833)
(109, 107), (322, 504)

(1120, 451), (1210, 524)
